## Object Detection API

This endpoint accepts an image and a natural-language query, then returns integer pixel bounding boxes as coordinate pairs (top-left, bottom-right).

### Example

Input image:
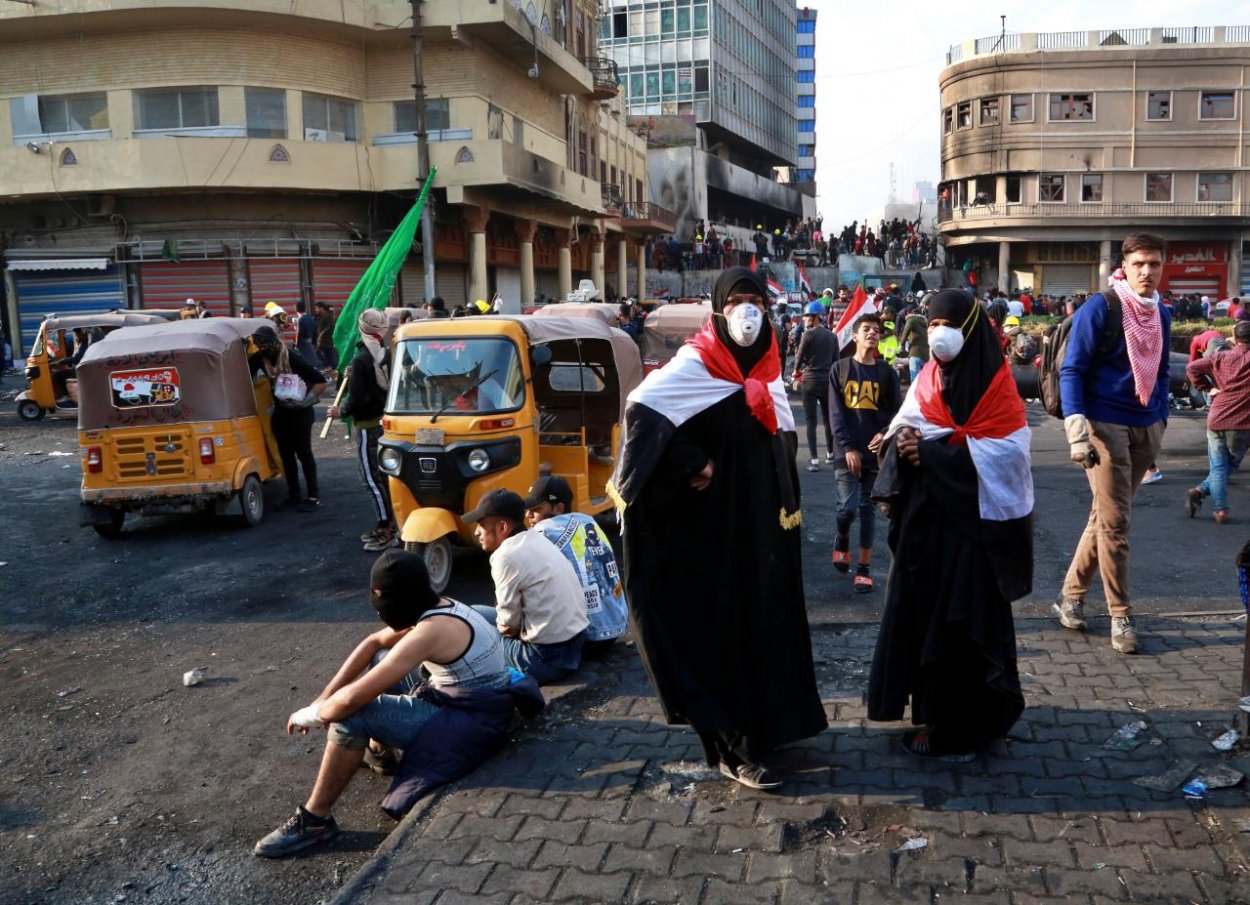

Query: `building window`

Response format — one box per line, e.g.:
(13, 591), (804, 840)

(302, 92), (359, 142)
(136, 87), (220, 130)
(36, 92), (109, 134)
(1005, 175), (1021, 203)
(942, 108), (953, 134)
(797, 44), (814, 59)
(1198, 173), (1233, 202)
(797, 143), (813, 157)
(1009, 94), (1033, 123)
(979, 97), (1000, 126)
(1039, 173), (1066, 202)
(797, 95), (815, 108)
(245, 88), (286, 139)
(797, 70), (815, 84)
(797, 118), (815, 132)
(797, 19), (815, 34)
(1145, 172), (1173, 202)
(1200, 91), (1235, 119)
(956, 101), (972, 129)
(1081, 174), (1103, 202)
(1146, 91), (1171, 120)
(1048, 92), (1094, 121)
(394, 99), (450, 133)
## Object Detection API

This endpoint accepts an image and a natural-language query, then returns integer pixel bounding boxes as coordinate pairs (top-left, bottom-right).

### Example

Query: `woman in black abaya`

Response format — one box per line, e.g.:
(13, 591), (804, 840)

(609, 267), (827, 790)
(868, 289), (1032, 758)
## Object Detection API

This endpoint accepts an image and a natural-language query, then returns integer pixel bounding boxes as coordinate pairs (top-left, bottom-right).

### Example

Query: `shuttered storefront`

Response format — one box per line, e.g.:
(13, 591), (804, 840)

(9, 264), (125, 356)
(435, 264), (468, 310)
(536, 271), (560, 302)
(494, 266), (522, 312)
(1039, 263), (1094, 299)
(311, 260), (371, 309)
(248, 259), (303, 311)
(139, 261), (232, 317)
(399, 261), (429, 308)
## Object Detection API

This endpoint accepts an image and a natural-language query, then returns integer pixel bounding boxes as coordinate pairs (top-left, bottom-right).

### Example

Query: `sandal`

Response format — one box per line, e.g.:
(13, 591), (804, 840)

(832, 549), (851, 573)
(901, 729), (975, 763)
(853, 572), (874, 593)
(1215, 509), (1229, 524)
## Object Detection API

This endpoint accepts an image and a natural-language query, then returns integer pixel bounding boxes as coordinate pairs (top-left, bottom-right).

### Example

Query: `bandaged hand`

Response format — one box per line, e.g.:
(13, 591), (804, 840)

(289, 704), (325, 731)
(1064, 414), (1094, 466)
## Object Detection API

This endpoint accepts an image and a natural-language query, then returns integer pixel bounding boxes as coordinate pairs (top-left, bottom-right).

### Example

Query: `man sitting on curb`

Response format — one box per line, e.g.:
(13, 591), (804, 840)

(523, 475), (628, 655)
(467, 488), (589, 684)
(253, 550), (541, 858)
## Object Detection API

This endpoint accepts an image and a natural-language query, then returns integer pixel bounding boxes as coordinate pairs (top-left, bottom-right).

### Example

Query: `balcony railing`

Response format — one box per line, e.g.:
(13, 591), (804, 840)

(938, 201), (1250, 223)
(601, 183), (622, 212)
(581, 56), (621, 99)
(947, 24), (1250, 65)
(620, 202), (677, 233)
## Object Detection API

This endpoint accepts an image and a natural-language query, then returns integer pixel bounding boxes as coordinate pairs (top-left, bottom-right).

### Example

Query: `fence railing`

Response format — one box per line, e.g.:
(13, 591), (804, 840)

(620, 202), (677, 231)
(938, 201), (1250, 223)
(949, 25), (1250, 63)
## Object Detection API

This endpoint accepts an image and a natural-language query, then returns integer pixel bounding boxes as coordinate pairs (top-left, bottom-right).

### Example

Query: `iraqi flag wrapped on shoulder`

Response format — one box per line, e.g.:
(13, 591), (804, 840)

(832, 284), (875, 347)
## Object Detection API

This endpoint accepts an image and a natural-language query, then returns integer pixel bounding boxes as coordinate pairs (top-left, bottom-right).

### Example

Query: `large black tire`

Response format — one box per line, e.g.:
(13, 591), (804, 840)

(17, 399), (44, 422)
(239, 474), (264, 527)
(404, 536), (453, 594)
(92, 508), (125, 538)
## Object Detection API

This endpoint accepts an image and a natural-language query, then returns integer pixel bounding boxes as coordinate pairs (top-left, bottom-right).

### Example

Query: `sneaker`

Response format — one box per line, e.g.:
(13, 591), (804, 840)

(363, 526), (398, 552)
(360, 527), (382, 543)
(825, 451), (835, 463)
(719, 760), (782, 790)
(253, 807), (339, 858)
(1215, 509), (1229, 524)
(807, 459), (820, 472)
(1053, 596), (1087, 631)
(1185, 488), (1202, 518)
(296, 498), (321, 513)
(1111, 616), (1138, 654)
(1141, 469), (1163, 485)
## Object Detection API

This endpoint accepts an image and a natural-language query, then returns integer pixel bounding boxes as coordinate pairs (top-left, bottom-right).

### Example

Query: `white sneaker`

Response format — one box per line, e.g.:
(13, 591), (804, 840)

(1053, 597), (1087, 631)
(1111, 616), (1139, 654)
(807, 459), (820, 472)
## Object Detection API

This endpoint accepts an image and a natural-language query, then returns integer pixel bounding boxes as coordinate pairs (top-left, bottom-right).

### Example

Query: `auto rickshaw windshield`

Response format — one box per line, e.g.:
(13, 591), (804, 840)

(388, 336), (526, 415)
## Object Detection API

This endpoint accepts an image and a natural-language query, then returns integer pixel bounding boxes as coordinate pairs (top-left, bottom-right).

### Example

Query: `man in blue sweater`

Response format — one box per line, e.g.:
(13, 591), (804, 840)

(1057, 233), (1170, 654)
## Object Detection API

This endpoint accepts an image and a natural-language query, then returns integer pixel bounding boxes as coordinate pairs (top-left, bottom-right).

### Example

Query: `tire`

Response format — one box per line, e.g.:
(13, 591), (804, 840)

(239, 474), (264, 527)
(404, 536), (453, 594)
(17, 399), (44, 422)
(92, 508), (125, 538)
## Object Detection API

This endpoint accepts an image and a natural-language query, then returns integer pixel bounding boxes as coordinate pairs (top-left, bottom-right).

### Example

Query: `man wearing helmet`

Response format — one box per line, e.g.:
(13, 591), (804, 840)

(791, 301), (839, 471)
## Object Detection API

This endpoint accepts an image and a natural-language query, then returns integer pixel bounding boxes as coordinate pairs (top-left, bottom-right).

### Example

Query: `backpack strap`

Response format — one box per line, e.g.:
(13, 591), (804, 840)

(1093, 292), (1123, 361)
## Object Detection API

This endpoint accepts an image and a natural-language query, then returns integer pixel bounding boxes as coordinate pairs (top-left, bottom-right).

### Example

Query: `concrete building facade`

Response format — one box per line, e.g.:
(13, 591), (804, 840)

(0, 0), (672, 353)
(598, 0), (812, 249)
(937, 25), (1250, 300)
(791, 6), (817, 192)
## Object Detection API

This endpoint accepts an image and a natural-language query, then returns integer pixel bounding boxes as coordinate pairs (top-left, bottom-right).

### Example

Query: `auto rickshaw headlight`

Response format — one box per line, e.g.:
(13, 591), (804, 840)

(467, 448), (491, 472)
(379, 447), (403, 476)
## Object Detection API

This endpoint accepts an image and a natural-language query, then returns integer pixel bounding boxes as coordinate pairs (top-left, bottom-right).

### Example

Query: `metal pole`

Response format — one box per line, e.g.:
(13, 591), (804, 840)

(411, 0), (437, 302)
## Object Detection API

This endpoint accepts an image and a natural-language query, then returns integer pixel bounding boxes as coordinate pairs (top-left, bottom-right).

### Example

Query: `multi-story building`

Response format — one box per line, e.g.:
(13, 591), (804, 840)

(938, 25), (1250, 300)
(789, 6), (817, 194)
(0, 0), (671, 354)
(599, 0), (812, 249)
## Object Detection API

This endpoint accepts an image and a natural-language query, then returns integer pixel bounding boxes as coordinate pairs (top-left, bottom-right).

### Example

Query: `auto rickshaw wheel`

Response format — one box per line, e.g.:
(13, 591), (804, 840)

(17, 399), (44, 422)
(239, 474), (265, 527)
(405, 536), (453, 594)
(92, 509), (125, 538)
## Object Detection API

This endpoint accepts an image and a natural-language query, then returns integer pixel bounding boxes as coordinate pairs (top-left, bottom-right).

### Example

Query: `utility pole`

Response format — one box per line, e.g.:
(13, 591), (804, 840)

(411, 0), (437, 302)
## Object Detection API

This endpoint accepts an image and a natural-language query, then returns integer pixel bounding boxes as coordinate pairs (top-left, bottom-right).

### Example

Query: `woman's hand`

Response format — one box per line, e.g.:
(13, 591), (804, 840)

(690, 460), (715, 491)
(896, 428), (921, 466)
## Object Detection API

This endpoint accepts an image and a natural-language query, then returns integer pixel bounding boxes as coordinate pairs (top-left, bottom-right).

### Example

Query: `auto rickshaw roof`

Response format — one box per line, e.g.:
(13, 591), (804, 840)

(79, 317), (270, 359)
(393, 314), (643, 417)
(642, 301), (713, 362)
(532, 302), (620, 326)
(40, 311), (168, 333)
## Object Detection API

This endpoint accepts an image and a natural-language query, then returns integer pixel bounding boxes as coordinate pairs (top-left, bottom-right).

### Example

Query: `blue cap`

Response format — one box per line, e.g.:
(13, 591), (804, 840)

(805, 302), (825, 316)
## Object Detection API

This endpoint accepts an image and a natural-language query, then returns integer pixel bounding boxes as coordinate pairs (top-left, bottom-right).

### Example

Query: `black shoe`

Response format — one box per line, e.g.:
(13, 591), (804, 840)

(719, 760), (782, 790)
(297, 498), (322, 513)
(253, 807), (339, 858)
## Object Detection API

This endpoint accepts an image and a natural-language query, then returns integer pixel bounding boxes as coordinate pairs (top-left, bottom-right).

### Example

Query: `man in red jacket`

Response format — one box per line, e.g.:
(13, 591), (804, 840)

(1186, 320), (1250, 523)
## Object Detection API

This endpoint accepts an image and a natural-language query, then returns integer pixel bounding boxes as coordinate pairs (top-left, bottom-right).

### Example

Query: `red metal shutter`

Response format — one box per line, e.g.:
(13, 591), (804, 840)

(311, 259), (373, 309)
(249, 258), (304, 342)
(139, 261), (232, 317)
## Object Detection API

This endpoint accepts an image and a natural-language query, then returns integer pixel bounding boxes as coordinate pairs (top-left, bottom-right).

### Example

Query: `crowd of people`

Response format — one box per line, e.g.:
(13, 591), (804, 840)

(248, 231), (1250, 856)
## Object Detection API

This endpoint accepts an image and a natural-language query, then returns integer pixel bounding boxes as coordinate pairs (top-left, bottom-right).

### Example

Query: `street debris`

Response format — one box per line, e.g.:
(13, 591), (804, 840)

(1103, 721), (1148, 750)
(57, 687), (82, 698)
(1193, 764), (1244, 790)
(1238, 696), (1250, 714)
(182, 668), (207, 687)
(895, 836), (928, 853)
(1181, 779), (1208, 799)
(1132, 759), (1199, 792)
(1212, 729), (1240, 751)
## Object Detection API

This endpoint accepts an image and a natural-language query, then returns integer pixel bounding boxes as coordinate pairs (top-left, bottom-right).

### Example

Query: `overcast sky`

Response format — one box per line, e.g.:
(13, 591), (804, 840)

(805, 1), (1236, 230)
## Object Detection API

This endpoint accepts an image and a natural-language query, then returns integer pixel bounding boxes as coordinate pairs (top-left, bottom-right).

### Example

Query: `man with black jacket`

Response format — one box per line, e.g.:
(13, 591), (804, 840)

(329, 308), (396, 551)
(791, 301), (839, 471)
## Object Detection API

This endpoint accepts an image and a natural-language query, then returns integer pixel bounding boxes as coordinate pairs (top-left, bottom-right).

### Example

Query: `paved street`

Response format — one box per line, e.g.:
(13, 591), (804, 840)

(2, 378), (1250, 904)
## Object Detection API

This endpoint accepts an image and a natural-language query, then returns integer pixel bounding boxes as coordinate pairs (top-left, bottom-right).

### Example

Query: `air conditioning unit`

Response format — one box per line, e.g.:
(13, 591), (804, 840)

(304, 128), (345, 143)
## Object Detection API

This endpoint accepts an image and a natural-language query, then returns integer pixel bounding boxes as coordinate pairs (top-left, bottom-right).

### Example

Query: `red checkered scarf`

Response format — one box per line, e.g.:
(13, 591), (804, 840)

(1109, 268), (1163, 407)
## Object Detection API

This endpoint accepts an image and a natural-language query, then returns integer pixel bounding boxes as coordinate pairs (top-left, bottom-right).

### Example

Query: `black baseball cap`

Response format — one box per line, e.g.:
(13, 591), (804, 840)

(523, 475), (573, 511)
(462, 488), (526, 523)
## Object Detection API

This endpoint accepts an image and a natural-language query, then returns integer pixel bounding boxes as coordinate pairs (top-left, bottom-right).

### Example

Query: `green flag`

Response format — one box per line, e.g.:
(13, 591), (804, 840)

(332, 168), (436, 374)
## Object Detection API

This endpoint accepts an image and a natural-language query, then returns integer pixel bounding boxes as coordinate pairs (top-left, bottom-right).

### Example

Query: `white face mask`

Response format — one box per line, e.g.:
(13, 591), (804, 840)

(929, 325), (965, 362)
(726, 304), (764, 347)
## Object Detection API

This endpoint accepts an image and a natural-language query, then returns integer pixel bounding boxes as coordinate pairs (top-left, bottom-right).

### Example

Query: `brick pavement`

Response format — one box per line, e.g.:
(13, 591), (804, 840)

(333, 617), (1250, 904)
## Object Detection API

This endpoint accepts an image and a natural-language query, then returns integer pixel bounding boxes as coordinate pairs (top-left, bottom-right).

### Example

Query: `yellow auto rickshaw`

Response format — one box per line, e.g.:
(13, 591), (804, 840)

(16, 311), (168, 422)
(377, 314), (643, 591)
(76, 318), (284, 536)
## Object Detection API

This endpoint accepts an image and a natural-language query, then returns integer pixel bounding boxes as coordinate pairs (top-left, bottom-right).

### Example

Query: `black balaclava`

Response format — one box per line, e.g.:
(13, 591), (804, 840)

(925, 289), (1003, 424)
(369, 549), (441, 630)
(710, 266), (774, 377)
